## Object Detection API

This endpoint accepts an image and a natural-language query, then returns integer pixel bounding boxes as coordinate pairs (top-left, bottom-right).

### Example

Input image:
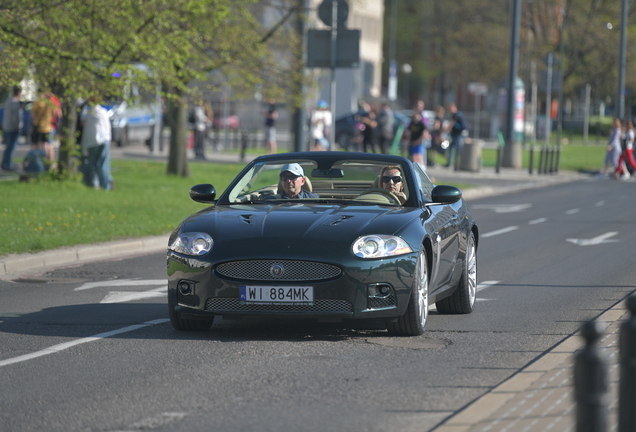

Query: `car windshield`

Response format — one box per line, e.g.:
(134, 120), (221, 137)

(225, 158), (411, 206)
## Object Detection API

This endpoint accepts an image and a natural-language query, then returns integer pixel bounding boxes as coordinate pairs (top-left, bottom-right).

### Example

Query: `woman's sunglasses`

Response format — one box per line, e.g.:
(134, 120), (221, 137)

(382, 175), (402, 184)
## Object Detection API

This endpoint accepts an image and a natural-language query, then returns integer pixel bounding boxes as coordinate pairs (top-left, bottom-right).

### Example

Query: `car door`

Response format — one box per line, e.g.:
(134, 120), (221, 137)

(413, 164), (460, 292)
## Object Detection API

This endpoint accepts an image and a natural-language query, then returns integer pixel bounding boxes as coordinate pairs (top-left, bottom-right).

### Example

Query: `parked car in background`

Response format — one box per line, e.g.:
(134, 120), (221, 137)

(213, 115), (239, 130)
(334, 112), (363, 151)
(106, 100), (157, 147)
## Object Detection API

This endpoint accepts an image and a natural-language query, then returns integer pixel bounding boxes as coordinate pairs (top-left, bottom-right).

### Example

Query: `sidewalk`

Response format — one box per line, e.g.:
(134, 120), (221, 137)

(434, 303), (626, 432)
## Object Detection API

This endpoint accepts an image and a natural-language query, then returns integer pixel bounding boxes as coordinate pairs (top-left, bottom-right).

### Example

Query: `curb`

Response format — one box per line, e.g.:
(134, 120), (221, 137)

(0, 235), (168, 277)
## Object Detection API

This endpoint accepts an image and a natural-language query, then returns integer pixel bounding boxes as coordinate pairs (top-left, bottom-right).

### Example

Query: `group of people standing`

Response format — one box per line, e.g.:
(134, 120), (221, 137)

(604, 117), (636, 179)
(2, 87), (61, 174)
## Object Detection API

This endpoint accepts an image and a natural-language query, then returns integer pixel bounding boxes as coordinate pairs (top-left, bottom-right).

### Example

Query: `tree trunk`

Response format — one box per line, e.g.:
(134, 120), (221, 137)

(58, 95), (78, 175)
(166, 90), (190, 177)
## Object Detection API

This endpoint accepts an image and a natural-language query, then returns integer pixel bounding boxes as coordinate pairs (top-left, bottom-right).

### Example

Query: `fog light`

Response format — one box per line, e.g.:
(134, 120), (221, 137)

(368, 284), (392, 298)
(178, 281), (193, 295)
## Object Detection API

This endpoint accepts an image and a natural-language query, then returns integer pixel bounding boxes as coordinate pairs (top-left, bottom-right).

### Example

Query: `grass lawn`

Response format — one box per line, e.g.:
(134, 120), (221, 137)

(432, 143), (606, 173)
(0, 160), (245, 256)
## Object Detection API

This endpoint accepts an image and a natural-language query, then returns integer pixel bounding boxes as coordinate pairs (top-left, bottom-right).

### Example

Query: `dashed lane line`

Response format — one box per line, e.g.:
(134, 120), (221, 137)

(0, 318), (169, 368)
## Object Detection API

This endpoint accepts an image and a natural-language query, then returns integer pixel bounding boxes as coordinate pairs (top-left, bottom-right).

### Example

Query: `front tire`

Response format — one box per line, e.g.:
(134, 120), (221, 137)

(387, 248), (429, 336)
(436, 231), (476, 314)
(168, 294), (214, 331)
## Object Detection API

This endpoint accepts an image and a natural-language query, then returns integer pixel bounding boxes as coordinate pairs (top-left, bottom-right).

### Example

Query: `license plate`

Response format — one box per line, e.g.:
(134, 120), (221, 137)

(240, 285), (314, 305)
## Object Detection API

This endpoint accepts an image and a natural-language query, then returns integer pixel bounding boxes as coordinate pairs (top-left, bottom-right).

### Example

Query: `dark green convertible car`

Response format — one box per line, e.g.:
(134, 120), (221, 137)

(167, 152), (478, 336)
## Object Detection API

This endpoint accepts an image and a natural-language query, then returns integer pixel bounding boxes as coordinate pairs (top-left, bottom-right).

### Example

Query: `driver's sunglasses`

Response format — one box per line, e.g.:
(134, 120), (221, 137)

(280, 174), (301, 181)
(382, 175), (402, 184)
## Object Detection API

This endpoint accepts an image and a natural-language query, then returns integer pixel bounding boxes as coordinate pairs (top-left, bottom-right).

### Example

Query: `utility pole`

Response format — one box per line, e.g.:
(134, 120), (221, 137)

(293, 0), (308, 152)
(617, 0), (628, 120)
(504, 0), (522, 168)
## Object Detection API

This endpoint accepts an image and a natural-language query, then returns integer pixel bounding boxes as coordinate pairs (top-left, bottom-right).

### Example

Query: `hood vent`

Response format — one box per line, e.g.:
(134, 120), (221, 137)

(325, 215), (353, 226)
(239, 214), (255, 225)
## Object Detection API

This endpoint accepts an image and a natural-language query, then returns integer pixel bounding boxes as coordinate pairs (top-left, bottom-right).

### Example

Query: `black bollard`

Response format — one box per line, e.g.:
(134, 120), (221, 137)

(574, 320), (609, 432)
(538, 147), (545, 174)
(529, 146), (535, 175)
(618, 295), (636, 432)
(240, 131), (248, 162)
(548, 147), (555, 174)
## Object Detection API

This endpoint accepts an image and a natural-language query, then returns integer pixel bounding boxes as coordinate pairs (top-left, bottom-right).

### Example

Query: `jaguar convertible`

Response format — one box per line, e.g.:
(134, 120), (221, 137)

(167, 152), (478, 336)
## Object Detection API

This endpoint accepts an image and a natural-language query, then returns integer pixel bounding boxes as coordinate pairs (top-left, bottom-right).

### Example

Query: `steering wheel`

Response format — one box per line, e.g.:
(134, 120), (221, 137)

(355, 188), (402, 206)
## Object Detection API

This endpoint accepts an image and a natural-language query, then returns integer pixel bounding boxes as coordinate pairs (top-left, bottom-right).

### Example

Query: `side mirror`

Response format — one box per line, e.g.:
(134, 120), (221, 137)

(430, 185), (462, 204)
(189, 184), (217, 203)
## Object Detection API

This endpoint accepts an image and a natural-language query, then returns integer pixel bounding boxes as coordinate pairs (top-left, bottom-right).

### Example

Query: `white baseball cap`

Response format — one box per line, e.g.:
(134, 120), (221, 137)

(280, 163), (304, 177)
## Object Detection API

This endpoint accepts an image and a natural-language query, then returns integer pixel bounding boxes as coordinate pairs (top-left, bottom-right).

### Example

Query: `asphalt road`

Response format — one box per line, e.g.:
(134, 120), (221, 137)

(0, 176), (634, 432)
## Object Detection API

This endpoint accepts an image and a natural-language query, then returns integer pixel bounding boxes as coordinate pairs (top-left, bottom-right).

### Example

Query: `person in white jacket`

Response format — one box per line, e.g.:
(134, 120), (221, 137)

(81, 96), (112, 190)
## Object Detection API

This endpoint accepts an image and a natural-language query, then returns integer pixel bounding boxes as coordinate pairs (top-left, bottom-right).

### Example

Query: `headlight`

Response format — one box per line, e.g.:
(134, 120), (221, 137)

(168, 232), (213, 256)
(352, 235), (413, 258)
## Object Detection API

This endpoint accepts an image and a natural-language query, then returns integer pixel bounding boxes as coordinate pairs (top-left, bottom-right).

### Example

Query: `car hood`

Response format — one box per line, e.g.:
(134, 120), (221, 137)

(178, 203), (424, 260)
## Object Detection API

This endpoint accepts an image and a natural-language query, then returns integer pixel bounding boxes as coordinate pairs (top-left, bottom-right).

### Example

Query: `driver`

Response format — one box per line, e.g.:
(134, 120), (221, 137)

(380, 166), (407, 204)
(269, 163), (319, 199)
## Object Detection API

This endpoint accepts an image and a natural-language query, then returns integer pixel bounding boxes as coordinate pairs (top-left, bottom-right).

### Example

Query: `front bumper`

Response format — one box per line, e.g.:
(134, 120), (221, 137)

(167, 252), (417, 321)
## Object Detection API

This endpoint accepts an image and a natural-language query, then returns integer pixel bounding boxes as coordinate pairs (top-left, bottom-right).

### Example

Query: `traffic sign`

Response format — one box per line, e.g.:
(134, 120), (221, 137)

(318, 0), (349, 27)
(468, 82), (488, 96)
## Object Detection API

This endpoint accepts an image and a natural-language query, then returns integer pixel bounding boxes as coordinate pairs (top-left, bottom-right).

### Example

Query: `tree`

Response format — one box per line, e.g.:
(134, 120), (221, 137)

(0, 0), (300, 178)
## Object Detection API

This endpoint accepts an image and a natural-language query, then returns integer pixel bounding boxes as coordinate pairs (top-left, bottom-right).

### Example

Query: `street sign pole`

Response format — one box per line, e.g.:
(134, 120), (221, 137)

(330, 0), (337, 149)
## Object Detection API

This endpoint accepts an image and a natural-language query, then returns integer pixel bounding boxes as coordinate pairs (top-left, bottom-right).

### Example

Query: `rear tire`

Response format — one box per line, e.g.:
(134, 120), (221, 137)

(436, 231), (476, 314)
(387, 248), (428, 336)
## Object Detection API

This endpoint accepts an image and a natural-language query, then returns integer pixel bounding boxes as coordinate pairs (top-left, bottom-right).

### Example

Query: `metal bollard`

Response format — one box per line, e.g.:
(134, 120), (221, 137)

(529, 146), (535, 175)
(538, 147), (545, 174)
(618, 295), (636, 432)
(574, 320), (609, 432)
(240, 131), (248, 162)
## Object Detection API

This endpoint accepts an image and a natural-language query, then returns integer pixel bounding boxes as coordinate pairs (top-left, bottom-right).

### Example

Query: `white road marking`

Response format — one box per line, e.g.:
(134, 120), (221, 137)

(529, 218), (547, 225)
(75, 279), (166, 291)
(472, 204), (532, 213)
(595, 201), (605, 207)
(429, 281), (500, 311)
(476, 281), (500, 292)
(0, 319), (169, 368)
(481, 226), (519, 238)
(565, 208), (580, 215)
(566, 232), (621, 246)
(100, 286), (167, 304)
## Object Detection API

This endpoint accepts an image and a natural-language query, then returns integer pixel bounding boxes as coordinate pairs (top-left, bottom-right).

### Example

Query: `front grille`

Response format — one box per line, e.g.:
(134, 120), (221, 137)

(178, 293), (198, 307)
(216, 260), (341, 281)
(205, 298), (353, 314)
(368, 294), (396, 310)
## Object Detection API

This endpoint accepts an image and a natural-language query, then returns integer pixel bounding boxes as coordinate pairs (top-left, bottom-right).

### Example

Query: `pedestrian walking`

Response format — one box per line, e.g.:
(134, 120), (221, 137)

(429, 105), (447, 167)
(377, 102), (394, 154)
(80, 95), (112, 190)
(360, 103), (378, 153)
(603, 118), (622, 176)
(1, 85), (23, 171)
(30, 90), (58, 169)
(264, 98), (278, 154)
(615, 119), (636, 179)
(446, 102), (468, 169)
(407, 110), (428, 168)
(193, 101), (208, 160)
(311, 100), (332, 151)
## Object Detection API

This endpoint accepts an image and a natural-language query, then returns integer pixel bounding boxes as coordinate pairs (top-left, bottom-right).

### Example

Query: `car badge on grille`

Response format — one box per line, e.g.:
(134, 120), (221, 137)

(270, 264), (284, 277)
